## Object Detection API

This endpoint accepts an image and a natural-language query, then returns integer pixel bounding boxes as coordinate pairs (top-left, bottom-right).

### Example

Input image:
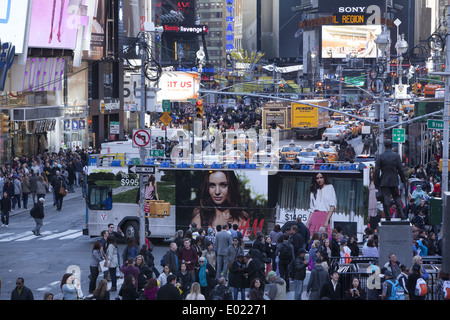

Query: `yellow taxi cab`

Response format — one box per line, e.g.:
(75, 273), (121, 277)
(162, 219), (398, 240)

(279, 141), (303, 162)
(222, 149), (247, 163)
(348, 121), (361, 135)
(350, 121), (361, 137)
(229, 137), (257, 161)
(316, 144), (339, 162)
(355, 121), (364, 134)
(330, 113), (345, 123)
(344, 122), (358, 138)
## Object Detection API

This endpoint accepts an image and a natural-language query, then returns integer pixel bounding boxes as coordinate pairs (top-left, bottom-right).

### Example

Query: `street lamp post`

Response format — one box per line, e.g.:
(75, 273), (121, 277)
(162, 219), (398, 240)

(374, 26), (391, 155)
(396, 33), (408, 158)
(137, 22), (163, 248)
(311, 52), (316, 96)
(442, 6), (450, 274)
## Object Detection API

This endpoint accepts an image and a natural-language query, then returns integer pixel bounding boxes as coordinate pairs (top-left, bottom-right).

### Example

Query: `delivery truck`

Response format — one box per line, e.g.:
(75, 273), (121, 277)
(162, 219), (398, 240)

(291, 100), (330, 139)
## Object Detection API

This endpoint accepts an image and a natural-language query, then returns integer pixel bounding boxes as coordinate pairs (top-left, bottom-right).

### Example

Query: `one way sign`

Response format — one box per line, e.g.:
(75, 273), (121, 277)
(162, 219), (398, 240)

(128, 165), (156, 174)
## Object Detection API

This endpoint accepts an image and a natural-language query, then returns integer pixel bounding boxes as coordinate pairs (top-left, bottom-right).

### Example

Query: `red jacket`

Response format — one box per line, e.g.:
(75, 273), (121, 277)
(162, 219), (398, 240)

(178, 246), (198, 270)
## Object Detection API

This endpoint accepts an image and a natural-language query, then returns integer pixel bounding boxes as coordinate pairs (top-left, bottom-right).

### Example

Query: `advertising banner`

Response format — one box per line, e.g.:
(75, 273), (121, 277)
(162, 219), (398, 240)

(269, 171), (365, 236)
(28, 0), (84, 49)
(88, 167), (367, 240)
(83, 0), (105, 60)
(157, 72), (199, 103)
(318, 0), (386, 14)
(0, 0), (29, 54)
(175, 170), (269, 239)
(122, 0), (145, 38)
(321, 25), (382, 59)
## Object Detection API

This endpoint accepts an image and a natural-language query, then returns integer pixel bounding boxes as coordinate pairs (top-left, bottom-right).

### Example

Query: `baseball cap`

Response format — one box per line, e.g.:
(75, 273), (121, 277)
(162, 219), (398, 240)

(266, 271), (276, 281)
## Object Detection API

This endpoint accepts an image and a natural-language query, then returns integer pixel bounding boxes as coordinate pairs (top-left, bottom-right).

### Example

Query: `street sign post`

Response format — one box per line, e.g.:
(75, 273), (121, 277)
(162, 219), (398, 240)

(427, 119), (444, 130)
(110, 121), (120, 134)
(162, 100), (170, 112)
(185, 105), (193, 114)
(149, 149), (164, 157)
(393, 128), (405, 143)
(132, 129), (151, 148)
(128, 165), (156, 175)
(159, 112), (173, 126)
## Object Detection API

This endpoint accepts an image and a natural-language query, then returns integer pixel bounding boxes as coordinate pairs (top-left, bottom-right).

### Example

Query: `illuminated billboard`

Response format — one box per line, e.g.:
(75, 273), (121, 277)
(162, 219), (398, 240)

(317, 0), (386, 14)
(0, 0), (30, 54)
(122, 0), (145, 38)
(157, 71), (199, 102)
(321, 25), (382, 59)
(176, 170), (268, 239)
(83, 0), (106, 60)
(28, 0), (83, 49)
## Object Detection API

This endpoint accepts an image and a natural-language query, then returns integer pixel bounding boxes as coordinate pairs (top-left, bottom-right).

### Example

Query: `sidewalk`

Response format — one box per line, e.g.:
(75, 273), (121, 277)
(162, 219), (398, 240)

(10, 186), (84, 218)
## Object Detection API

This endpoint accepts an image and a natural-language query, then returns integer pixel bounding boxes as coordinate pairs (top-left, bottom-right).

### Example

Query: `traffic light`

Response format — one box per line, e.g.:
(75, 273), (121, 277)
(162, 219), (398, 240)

(417, 83), (422, 95)
(195, 99), (203, 119)
(1, 113), (10, 134)
(316, 81), (323, 93)
(280, 83), (285, 93)
(412, 82), (417, 95)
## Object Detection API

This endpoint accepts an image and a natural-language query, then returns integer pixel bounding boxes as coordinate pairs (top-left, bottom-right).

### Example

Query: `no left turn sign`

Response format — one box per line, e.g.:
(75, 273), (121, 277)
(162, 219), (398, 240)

(132, 129), (151, 148)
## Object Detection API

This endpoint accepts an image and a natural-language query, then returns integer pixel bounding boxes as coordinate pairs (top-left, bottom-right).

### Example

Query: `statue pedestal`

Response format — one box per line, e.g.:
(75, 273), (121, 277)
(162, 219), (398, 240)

(378, 221), (412, 269)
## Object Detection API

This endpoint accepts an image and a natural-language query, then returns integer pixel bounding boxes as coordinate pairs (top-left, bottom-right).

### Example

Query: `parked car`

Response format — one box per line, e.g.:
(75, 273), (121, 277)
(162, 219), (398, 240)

(251, 151), (280, 166)
(354, 154), (376, 163)
(332, 125), (351, 140)
(312, 140), (336, 149)
(297, 148), (328, 168)
(322, 127), (345, 143)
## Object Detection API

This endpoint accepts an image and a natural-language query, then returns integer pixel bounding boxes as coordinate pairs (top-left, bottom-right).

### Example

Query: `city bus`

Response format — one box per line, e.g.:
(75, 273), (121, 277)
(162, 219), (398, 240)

(83, 160), (373, 242)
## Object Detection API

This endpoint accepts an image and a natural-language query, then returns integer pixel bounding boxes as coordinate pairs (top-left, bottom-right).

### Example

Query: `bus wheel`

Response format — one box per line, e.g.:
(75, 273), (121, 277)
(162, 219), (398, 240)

(123, 221), (139, 240)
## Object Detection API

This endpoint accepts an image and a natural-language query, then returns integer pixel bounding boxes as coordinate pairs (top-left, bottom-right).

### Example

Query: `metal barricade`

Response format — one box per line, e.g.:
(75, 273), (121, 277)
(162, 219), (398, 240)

(333, 255), (443, 300)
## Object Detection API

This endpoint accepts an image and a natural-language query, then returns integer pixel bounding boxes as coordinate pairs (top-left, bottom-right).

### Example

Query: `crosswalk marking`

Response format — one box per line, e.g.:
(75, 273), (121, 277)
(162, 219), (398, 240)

(38, 229), (81, 240)
(0, 232), (34, 242)
(60, 231), (83, 240)
(0, 229), (83, 242)
(16, 231), (53, 241)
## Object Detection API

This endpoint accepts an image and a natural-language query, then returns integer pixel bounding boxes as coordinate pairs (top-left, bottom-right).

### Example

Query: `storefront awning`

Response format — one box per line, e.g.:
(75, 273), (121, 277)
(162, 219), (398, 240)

(11, 106), (65, 121)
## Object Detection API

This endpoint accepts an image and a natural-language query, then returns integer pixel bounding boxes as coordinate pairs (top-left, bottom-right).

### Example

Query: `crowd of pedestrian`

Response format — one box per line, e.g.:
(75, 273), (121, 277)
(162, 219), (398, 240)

(4, 103), (449, 301)
(0, 147), (90, 228)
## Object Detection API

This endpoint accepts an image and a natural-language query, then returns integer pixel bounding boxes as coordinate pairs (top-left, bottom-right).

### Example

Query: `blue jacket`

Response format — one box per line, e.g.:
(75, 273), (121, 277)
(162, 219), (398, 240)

(413, 240), (428, 257)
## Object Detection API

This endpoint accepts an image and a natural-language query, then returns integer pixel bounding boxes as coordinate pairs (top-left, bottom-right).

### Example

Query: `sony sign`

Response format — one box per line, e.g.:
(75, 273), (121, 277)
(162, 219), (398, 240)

(320, 1), (385, 12)
(338, 7), (367, 13)
(319, 0), (385, 25)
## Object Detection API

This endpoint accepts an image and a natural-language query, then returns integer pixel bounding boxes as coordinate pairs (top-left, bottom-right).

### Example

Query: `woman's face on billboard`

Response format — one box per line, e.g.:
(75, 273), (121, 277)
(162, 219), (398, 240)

(208, 171), (228, 206)
(315, 174), (325, 187)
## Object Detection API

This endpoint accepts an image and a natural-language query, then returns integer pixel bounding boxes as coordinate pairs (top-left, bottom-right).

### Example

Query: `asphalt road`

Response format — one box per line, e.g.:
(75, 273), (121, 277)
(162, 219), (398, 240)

(0, 135), (364, 300)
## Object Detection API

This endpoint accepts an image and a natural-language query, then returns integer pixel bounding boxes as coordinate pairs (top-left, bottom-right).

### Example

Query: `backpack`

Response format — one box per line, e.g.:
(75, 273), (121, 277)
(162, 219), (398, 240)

(278, 243), (292, 261)
(210, 286), (232, 300)
(364, 137), (370, 147)
(160, 251), (168, 267)
(442, 280), (450, 300)
(415, 278), (428, 297)
(236, 230), (243, 244)
(210, 286), (224, 300)
(386, 280), (404, 300)
(30, 205), (38, 218)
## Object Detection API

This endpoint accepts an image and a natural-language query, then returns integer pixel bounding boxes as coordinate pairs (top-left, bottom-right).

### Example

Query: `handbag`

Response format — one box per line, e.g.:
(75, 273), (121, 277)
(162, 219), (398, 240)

(376, 190), (383, 202)
(99, 259), (108, 272)
(59, 186), (68, 197)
